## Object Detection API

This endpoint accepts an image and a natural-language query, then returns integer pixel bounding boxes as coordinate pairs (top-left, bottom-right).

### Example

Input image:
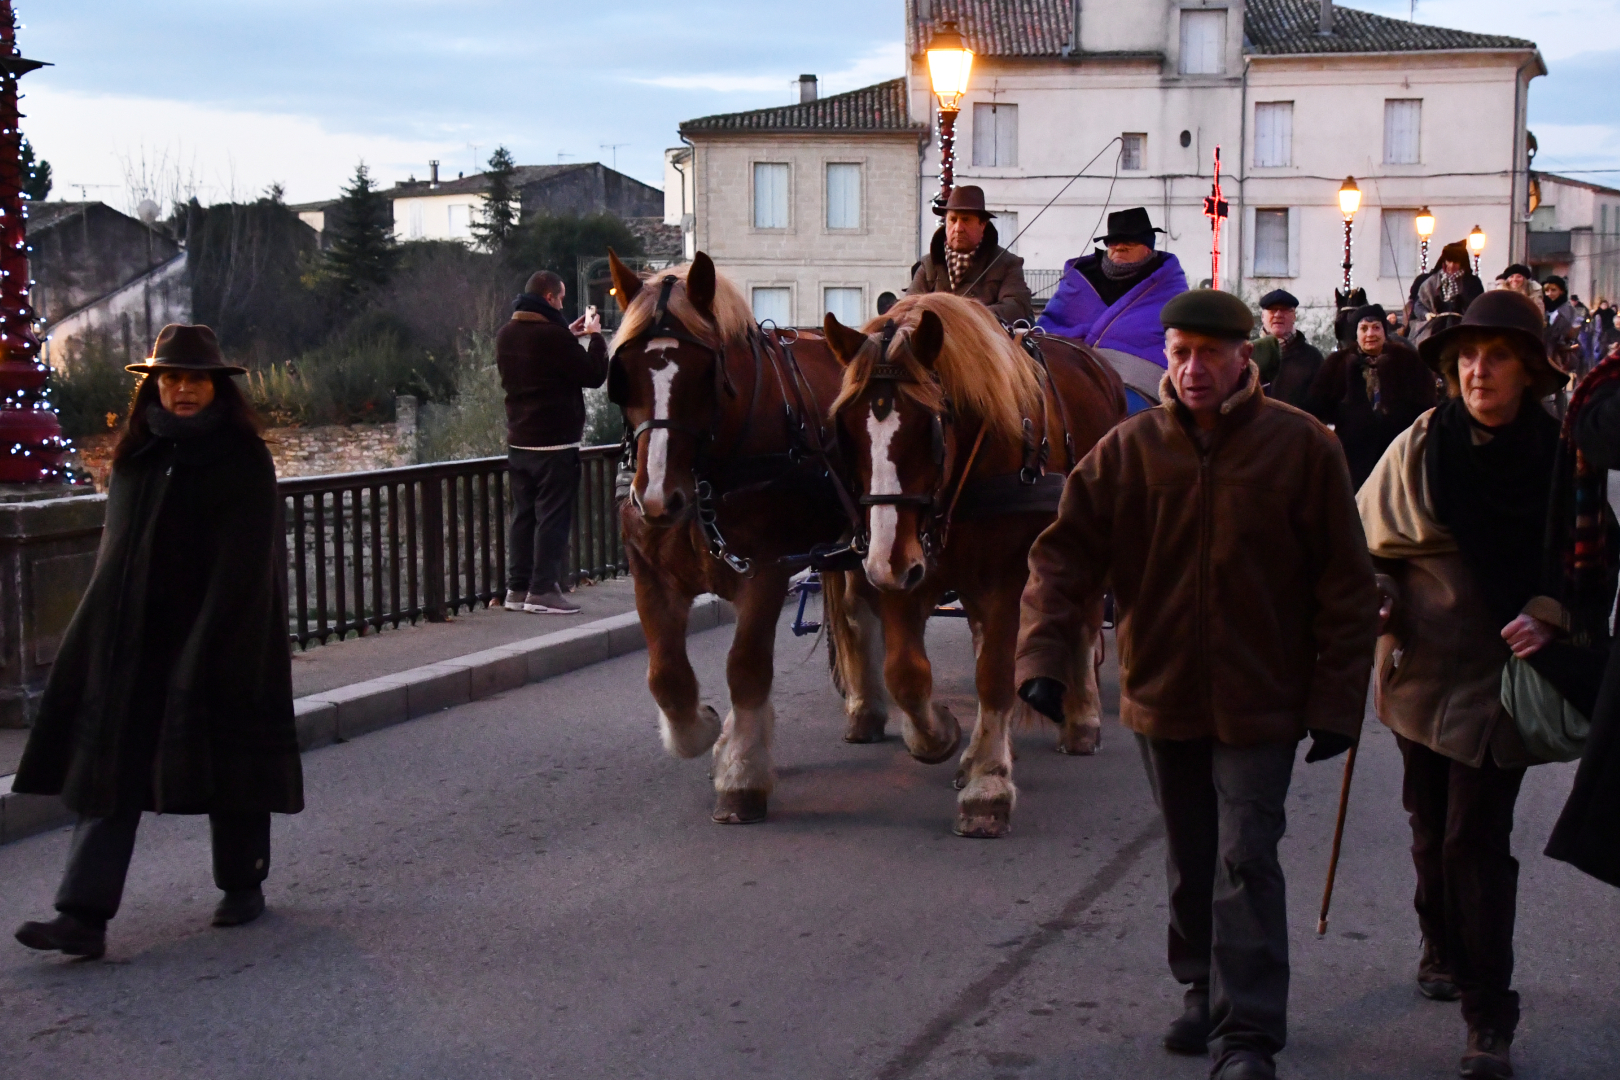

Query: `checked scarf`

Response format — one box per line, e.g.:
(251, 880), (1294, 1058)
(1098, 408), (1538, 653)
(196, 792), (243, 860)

(1550, 354), (1620, 643)
(945, 246), (975, 290)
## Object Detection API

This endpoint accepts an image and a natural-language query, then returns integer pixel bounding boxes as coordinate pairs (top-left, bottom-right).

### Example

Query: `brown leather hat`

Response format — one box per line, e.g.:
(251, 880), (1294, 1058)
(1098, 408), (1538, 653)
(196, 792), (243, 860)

(125, 323), (246, 375)
(933, 185), (995, 219)
(1418, 290), (1563, 397)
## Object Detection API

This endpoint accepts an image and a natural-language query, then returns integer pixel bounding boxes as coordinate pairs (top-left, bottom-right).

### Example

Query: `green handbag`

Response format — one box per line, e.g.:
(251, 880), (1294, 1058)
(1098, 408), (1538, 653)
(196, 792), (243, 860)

(1500, 656), (1591, 763)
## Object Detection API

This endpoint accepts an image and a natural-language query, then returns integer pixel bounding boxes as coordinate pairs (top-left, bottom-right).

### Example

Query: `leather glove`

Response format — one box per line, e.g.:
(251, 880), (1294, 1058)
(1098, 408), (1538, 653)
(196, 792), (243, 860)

(1304, 729), (1355, 763)
(1018, 677), (1066, 725)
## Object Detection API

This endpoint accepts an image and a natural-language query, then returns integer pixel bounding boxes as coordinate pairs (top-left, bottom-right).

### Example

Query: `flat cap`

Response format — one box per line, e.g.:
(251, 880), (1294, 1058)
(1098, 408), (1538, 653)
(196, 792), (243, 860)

(1159, 288), (1254, 341)
(1258, 288), (1298, 310)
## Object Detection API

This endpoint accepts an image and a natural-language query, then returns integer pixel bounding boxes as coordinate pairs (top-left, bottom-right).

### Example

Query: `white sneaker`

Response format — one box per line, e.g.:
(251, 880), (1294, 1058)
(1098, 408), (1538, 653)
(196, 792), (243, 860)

(524, 590), (581, 615)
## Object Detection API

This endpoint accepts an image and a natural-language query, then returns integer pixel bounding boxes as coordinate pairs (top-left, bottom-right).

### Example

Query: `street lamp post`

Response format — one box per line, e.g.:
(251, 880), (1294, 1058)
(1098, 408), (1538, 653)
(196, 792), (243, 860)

(1338, 177), (1362, 292)
(1468, 225), (1487, 277)
(1415, 206), (1436, 274)
(925, 20), (973, 210)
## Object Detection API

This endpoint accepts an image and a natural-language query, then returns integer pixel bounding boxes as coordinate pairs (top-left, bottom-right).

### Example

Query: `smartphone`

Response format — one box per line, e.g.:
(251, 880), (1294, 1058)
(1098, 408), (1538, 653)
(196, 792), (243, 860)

(586, 305), (598, 320)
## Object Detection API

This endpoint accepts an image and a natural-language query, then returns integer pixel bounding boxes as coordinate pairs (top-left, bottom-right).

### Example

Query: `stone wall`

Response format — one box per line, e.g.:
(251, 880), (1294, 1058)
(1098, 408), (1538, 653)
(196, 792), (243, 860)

(72, 396), (421, 490)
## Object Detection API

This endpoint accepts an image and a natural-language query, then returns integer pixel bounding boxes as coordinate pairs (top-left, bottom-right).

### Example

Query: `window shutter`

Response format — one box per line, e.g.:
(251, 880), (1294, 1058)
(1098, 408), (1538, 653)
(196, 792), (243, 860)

(973, 103), (1017, 167)
(753, 163), (789, 229)
(1384, 100), (1421, 165)
(823, 287), (864, 326)
(1254, 103), (1292, 167)
(1254, 210), (1289, 277)
(826, 164), (860, 230)
(1288, 207), (1302, 279)
(997, 104), (1018, 167)
(1179, 10), (1226, 75)
(752, 287), (792, 326)
(1380, 208), (1422, 281)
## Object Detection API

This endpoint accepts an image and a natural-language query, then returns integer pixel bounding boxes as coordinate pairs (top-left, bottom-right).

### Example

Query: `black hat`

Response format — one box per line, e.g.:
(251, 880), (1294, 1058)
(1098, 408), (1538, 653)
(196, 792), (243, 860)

(125, 324), (245, 376)
(1542, 274), (1568, 292)
(1258, 289), (1299, 310)
(1094, 207), (1166, 245)
(1159, 288), (1254, 341)
(1438, 242), (1471, 269)
(1419, 290), (1564, 398)
(1500, 263), (1533, 280)
(933, 185), (995, 219)
(1352, 304), (1388, 328)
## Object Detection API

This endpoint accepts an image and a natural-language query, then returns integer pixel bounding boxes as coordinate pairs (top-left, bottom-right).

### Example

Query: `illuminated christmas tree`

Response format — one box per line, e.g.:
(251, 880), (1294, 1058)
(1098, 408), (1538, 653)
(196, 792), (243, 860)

(0, 0), (66, 485)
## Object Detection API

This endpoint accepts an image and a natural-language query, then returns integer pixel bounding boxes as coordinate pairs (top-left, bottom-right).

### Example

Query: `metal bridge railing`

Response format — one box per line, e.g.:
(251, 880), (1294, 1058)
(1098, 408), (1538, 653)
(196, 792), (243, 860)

(280, 445), (627, 648)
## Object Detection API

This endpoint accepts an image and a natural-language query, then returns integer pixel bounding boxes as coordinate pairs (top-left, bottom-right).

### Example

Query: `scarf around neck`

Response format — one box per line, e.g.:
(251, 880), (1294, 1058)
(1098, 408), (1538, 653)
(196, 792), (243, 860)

(1101, 250), (1156, 280)
(945, 245), (975, 289)
(146, 402), (226, 441)
(1438, 268), (1462, 303)
(512, 292), (570, 327)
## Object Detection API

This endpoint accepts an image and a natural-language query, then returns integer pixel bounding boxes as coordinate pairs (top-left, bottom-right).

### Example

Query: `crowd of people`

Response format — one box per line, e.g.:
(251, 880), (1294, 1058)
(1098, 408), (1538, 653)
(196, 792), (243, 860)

(6, 203), (1618, 1080)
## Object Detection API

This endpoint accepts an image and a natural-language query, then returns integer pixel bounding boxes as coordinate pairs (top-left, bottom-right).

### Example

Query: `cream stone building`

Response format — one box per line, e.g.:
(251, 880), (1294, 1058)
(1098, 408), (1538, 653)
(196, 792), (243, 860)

(676, 77), (928, 328)
(908, 0), (1545, 317)
(1527, 171), (1620, 306)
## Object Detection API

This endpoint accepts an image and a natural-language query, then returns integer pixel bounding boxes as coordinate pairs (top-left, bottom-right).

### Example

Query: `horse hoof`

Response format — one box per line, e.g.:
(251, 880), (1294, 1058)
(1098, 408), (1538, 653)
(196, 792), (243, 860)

(844, 711), (887, 744)
(906, 703), (963, 765)
(712, 790), (768, 824)
(953, 800), (1012, 839)
(1056, 721), (1101, 756)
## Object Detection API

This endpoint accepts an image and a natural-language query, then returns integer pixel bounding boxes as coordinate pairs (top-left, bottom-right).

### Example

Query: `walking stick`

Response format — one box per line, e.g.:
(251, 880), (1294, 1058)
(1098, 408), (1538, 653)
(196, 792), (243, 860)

(1317, 742), (1359, 936)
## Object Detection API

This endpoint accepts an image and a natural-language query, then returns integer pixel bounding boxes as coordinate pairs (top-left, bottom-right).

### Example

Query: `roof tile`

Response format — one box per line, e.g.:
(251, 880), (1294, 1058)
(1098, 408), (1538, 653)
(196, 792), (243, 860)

(681, 79), (923, 134)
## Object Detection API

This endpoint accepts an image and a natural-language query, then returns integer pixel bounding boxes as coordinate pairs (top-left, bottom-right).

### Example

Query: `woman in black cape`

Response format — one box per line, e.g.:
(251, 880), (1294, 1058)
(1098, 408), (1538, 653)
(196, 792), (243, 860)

(13, 324), (303, 959)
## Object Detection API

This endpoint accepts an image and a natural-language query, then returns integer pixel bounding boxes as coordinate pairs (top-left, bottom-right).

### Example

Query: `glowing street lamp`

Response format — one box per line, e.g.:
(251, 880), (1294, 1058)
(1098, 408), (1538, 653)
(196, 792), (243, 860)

(926, 19), (974, 209)
(1467, 224), (1487, 276)
(1338, 177), (1361, 291)
(1415, 206), (1436, 273)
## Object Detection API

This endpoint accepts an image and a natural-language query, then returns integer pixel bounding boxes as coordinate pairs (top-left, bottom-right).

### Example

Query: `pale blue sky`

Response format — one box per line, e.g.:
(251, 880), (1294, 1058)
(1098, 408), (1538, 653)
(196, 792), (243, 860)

(18, 0), (1619, 208)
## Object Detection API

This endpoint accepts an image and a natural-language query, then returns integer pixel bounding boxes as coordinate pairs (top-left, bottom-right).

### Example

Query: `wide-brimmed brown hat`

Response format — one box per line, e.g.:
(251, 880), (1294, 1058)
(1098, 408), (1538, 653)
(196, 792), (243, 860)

(933, 185), (995, 219)
(1418, 290), (1563, 397)
(125, 323), (245, 375)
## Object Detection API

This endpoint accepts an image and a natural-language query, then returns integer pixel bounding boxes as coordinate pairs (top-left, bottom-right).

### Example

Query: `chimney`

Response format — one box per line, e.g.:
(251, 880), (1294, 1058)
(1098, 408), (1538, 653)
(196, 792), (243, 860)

(1318, 0), (1333, 34)
(798, 74), (818, 104)
(429, 159), (440, 188)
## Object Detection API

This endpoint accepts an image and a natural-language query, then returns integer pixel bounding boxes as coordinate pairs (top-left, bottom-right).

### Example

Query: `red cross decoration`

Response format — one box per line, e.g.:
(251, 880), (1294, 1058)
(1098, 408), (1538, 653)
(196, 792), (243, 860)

(1203, 147), (1229, 290)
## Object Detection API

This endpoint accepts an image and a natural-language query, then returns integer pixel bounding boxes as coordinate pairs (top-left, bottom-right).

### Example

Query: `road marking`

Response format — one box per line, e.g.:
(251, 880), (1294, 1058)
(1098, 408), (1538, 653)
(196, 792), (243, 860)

(873, 816), (1165, 1080)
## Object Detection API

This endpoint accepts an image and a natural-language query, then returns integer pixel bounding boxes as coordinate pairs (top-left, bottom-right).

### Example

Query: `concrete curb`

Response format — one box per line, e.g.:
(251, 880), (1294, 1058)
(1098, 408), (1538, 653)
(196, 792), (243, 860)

(0, 595), (734, 846)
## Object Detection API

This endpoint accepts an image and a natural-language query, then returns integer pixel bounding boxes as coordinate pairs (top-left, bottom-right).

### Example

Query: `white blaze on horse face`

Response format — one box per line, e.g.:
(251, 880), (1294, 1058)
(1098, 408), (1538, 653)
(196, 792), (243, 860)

(864, 406), (904, 583)
(643, 354), (680, 511)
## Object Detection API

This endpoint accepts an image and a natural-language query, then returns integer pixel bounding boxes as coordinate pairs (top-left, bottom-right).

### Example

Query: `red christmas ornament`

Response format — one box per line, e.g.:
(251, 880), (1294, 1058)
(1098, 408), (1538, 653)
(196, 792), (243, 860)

(0, 0), (62, 485)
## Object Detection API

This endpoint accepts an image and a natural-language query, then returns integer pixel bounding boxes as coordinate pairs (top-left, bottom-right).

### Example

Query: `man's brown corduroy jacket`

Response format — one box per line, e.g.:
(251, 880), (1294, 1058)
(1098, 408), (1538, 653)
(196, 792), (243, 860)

(1016, 363), (1380, 746)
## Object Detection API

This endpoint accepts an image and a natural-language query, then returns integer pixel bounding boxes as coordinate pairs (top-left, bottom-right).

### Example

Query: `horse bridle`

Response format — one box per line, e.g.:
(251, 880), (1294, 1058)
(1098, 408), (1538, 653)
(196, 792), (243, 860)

(850, 321), (984, 560)
(611, 276), (733, 455)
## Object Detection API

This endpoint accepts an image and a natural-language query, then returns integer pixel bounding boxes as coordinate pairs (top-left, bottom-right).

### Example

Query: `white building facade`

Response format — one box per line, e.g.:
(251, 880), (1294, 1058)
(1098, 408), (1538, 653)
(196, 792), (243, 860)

(907, 0), (1544, 317)
(1527, 171), (1620, 306)
(678, 79), (928, 329)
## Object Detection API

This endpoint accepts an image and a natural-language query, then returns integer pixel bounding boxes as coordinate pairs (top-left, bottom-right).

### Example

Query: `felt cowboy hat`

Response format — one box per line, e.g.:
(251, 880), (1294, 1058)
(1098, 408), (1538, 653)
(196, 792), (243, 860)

(125, 323), (246, 376)
(932, 185), (996, 218)
(1094, 207), (1167, 245)
(1418, 290), (1564, 398)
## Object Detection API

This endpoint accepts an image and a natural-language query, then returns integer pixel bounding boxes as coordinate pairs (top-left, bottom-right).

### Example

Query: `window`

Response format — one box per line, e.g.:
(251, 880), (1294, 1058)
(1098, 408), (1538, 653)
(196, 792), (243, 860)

(1121, 133), (1146, 171)
(972, 103), (1018, 167)
(824, 287), (864, 327)
(1384, 99), (1422, 165)
(997, 211), (1019, 253)
(826, 163), (861, 230)
(448, 203), (471, 239)
(1253, 102), (1293, 168)
(1254, 210), (1290, 277)
(404, 202), (424, 240)
(752, 287), (791, 326)
(1179, 10), (1226, 75)
(753, 163), (790, 229)
(1380, 208), (1422, 280)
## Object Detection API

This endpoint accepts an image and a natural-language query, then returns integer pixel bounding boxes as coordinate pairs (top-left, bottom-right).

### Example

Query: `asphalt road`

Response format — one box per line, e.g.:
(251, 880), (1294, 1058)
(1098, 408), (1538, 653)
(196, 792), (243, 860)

(1, 610), (1616, 1080)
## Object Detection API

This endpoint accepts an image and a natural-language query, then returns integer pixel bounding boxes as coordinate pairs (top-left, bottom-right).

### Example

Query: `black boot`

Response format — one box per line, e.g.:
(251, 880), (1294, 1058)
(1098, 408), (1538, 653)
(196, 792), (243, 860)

(1211, 1050), (1277, 1080)
(1419, 937), (1461, 1001)
(1163, 986), (1211, 1054)
(212, 888), (265, 928)
(1459, 1027), (1513, 1079)
(15, 913), (106, 959)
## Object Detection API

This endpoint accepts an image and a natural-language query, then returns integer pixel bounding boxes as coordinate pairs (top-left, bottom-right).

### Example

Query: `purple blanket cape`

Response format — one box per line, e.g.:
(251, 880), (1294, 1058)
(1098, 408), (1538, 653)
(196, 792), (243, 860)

(1036, 252), (1189, 369)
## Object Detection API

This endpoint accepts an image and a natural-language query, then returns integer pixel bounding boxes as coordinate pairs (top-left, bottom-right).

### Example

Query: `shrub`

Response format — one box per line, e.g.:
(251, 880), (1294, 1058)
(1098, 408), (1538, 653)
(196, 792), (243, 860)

(418, 335), (507, 462)
(50, 332), (138, 439)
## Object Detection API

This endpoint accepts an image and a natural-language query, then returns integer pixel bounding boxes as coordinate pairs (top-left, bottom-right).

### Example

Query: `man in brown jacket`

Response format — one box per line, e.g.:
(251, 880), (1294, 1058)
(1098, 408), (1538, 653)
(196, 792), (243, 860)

(1016, 289), (1379, 1080)
(908, 185), (1033, 324)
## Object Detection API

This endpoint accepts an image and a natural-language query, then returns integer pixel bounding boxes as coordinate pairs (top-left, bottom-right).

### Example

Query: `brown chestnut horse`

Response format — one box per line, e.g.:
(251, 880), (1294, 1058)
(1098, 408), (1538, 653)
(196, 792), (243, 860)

(823, 294), (1125, 837)
(606, 251), (875, 825)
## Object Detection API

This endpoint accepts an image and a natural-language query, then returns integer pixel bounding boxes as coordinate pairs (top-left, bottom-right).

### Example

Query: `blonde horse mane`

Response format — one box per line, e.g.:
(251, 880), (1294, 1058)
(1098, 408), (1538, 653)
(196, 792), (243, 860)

(830, 292), (1041, 444)
(609, 261), (755, 354)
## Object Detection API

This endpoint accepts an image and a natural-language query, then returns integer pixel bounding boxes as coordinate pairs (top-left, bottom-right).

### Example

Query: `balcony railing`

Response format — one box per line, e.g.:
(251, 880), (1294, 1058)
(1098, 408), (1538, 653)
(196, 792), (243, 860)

(280, 445), (626, 648)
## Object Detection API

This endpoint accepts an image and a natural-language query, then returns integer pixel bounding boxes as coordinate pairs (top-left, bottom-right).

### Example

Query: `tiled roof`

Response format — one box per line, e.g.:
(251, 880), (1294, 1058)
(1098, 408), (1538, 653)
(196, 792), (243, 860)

(1245, 0), (1534, 55)
(907, 0), (1535, 58)
(390, 164), (589, 198)
(681, 79), (922, 135)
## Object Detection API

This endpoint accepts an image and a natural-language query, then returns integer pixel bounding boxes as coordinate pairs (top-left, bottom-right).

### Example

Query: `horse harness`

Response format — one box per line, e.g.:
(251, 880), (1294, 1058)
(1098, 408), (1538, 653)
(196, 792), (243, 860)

(853, 321), (1065, 559)
(611, 275), (866, 576)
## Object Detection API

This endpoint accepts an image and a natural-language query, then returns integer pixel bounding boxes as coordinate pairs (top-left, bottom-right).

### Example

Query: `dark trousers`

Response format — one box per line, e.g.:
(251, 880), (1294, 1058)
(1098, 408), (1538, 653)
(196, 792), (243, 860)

(55, 810), (271, 925)
(507, 447), (580, 595)
(1396, 735), (1525, 1033)
(1138, 734), (1299, 1062)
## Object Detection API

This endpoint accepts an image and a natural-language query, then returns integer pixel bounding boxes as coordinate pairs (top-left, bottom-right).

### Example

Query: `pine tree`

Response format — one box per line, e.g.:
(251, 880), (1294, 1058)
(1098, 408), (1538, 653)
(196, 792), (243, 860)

(472, 146), (519, 255)
(325, 162), (397, 299)
(21, 137), (50, 202)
